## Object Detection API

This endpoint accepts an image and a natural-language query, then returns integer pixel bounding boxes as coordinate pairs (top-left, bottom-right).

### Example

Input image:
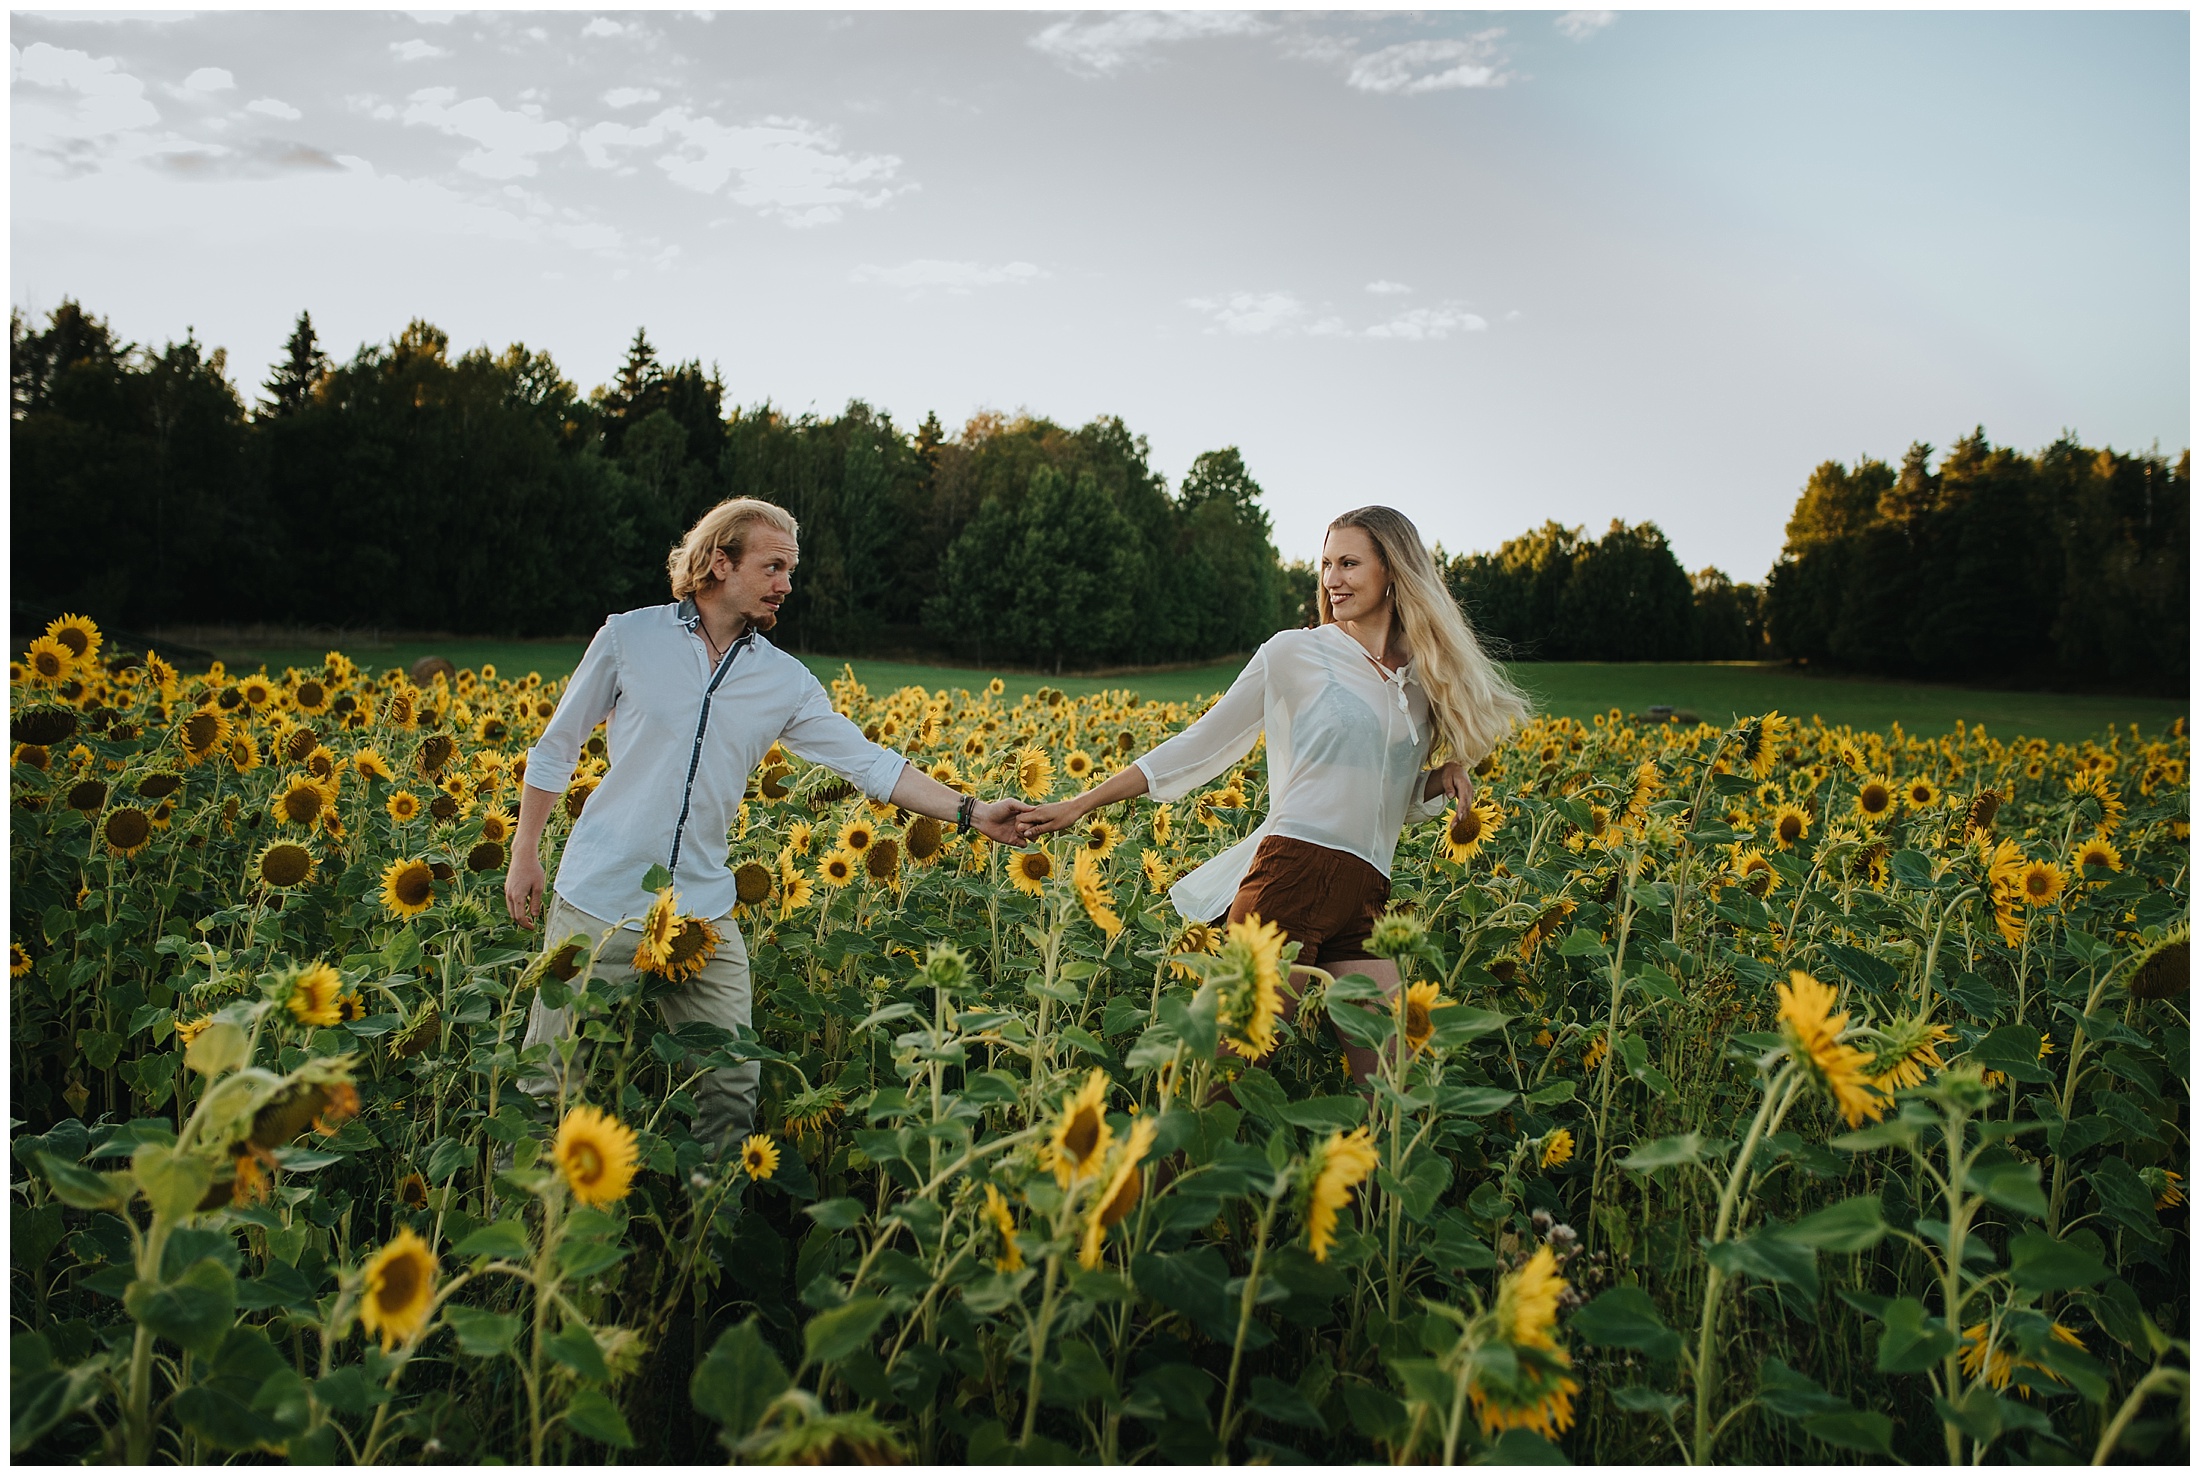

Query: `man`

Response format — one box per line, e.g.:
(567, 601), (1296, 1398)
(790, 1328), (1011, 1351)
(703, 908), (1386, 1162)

(505, 496), (1029, 1156)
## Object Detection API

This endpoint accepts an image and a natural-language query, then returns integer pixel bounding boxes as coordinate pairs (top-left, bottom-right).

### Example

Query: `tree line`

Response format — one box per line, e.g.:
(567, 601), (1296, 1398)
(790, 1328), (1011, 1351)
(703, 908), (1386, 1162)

(10, 302), (2186, 687)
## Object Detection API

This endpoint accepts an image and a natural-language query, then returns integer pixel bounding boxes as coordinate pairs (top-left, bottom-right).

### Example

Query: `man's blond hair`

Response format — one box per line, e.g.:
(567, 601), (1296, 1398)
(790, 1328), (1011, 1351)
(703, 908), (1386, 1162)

(667, 498), (800, 601)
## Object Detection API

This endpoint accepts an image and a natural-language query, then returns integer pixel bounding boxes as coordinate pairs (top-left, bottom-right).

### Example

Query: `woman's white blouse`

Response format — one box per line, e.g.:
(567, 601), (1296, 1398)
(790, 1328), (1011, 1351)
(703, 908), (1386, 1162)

(1134, 623), (1448, 925)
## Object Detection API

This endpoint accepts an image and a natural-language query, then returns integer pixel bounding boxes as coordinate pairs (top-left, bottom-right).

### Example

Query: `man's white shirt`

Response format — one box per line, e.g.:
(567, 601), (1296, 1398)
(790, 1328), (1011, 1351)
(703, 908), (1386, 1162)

(526, 600), (907, 924)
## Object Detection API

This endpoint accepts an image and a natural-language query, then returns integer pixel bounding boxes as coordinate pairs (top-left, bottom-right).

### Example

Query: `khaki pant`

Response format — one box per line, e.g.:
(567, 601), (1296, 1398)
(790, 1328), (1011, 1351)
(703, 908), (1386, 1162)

(520, 894), (758, 1155)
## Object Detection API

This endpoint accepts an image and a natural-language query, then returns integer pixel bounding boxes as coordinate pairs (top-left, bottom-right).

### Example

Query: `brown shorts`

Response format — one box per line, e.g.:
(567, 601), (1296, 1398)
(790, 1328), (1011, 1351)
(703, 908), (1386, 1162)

(1224, 835), (1392, 969)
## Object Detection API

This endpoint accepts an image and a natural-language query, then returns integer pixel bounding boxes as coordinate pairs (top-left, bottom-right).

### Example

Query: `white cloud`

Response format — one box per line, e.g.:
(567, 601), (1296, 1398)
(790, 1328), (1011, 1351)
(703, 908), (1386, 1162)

(1346, 34), (1508, 95)
(581, 18), (627, 39)
(1555, 11), (1617, 42)
(1030, 11), (1268, 77)
(1187, 290), (1488, 340)
(1184, 291), (1345, 338)
(13, 42), (162, 151)
(1365, 279), (1411, 296)
(402, 88), (571, 179)
(1362, 303), (1489, 340)
(245, 97), (302, 120)
(603, 86), (660, 109)
(390, 39), (450, 62)
(407, 11), (460, 24)
(850, 259), (1046, 293)
(580, 109), (903, 226)
(182, 66), (233, 93)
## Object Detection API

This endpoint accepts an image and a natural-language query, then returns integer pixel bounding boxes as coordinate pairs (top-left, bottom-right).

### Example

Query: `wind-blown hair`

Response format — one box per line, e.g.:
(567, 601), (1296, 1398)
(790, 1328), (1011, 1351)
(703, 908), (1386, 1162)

(1317, 505), (1533, 765)
(667, 498), (800, 602)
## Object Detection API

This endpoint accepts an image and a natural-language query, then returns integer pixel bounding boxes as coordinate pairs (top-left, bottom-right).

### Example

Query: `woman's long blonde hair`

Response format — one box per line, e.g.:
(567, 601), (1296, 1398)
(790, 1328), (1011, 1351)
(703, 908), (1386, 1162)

(1317, 505), (1533, 765)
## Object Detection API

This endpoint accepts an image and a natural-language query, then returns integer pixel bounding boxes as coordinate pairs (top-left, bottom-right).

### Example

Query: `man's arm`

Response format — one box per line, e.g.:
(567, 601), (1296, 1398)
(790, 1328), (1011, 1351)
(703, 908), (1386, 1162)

(504, 782), (562, 930)
(888, 763), (1031, 847)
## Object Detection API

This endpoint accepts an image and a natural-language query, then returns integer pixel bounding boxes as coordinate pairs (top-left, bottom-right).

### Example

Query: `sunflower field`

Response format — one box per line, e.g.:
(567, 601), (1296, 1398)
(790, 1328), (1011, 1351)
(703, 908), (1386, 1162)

(8, 614), (2190, 1464)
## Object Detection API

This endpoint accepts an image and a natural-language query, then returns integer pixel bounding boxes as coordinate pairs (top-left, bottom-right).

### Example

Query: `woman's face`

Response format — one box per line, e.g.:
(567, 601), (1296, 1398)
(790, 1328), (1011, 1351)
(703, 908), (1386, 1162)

(1321, 524), (1388, 623)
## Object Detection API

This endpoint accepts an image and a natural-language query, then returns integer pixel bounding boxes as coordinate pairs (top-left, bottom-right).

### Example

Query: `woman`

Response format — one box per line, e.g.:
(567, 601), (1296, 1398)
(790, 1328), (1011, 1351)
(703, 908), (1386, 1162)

(1020, 505), (1532, 1078)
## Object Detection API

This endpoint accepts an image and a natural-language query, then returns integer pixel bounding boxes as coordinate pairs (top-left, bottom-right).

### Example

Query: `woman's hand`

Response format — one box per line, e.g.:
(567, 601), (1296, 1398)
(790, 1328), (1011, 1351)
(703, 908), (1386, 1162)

(1426, 760), (1476, 811)
(970, 799), (1034, 847)
(1017, 799), (1088, 838)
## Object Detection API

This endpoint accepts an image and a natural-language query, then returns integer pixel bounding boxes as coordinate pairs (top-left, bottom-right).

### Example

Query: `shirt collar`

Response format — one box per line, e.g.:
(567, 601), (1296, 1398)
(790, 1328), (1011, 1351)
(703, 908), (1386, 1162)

(677, 597), (759, 651)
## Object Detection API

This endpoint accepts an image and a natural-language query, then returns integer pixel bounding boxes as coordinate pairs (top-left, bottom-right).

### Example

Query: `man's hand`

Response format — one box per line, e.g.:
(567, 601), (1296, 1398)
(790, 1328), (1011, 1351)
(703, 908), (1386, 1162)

(972, 798), (1034, 847)
(1427, 760), (1476, 812)
(505, 850), (547, 930)
(1016, 800), (1087, 838)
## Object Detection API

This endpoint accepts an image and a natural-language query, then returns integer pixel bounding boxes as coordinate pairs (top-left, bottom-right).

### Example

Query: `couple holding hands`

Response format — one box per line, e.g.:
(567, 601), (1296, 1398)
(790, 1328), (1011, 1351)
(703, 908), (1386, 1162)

(503, 497), (1530, 1158)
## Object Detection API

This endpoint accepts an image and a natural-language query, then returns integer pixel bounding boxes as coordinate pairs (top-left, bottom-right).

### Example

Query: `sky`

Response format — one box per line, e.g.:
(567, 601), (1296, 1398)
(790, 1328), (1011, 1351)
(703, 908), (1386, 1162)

(11, 8), (2190, 582)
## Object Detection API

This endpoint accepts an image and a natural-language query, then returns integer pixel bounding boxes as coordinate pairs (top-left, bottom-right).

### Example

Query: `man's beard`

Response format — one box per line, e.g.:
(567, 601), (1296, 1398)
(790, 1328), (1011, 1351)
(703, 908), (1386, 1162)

(747, 607), (778, 633)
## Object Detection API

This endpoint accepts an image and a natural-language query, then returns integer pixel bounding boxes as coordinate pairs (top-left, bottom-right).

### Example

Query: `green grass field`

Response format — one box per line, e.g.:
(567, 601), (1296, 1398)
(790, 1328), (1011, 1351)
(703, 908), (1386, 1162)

(202, 635), (2182, 746)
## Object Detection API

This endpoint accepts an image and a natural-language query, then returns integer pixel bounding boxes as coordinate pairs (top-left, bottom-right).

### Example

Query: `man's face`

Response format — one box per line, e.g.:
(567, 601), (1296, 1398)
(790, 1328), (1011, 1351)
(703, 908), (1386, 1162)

(712, 530), (798, 631)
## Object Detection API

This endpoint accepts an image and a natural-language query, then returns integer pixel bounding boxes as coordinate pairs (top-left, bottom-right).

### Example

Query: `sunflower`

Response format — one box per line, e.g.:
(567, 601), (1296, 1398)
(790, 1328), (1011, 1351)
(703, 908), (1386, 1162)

(1776, 971), (1887, 1128)
(477, 805), (514, 846)
(1072, 849), (1123, 939)
(1582, 1035), (1609, 1073)
(2065, 769), (2125, 836)
(925, 758), (961, 790)
(1958, 1322), (2087, 1396)
(177, 708), (229, 765)
(229, 734), (260, 773)
(734, 861), (775, 910)
(1168, 921), (1222, 981)
(2015, 859), (2065, 909)
(838, 816), (877, 854)
(358, 1227), (439, 1350)
(1443, 798), (1503, 864)
(1904, 776), (1940, 810)
(1063, 749), (1095, 782)
(1215, 915), (1287, 1061)
(1008, 847), (1054, 897)
(818, 848), (858, 889)
(555, 1104), (640, 1207)
(239, 676), (275, 711)
(287, 963), (344, 1028)
(44, 614), (101, 667)
(1150, 804), (1172, 846)
(1540, 1128), (1575, 1169)
(779, 869), (815, 918)
(1734, 711), (1789, 780)
(1015, 746), (1055, 800)
(981, 1183), (1024, 1273)
(1731, 847), (1779, 898)
(1398, 980), (1452, 1053)
(23, 636), (75, 685)
(379, 857), (437, 919)
(66, 779), (107, 815)
(1468, 1245), (1581, 1439)
(386, 790), (422, 824)
(1080, 1116), (1159, 1269)
(2154, 1169), (2185, 1210)
(741, 1134), (780, 1181)
(2125, 926), (2188, 1000)
(1871, 1012), (1954, 1091)
(273, 775), (329, 829)
(1961, 790), (2002, 839)
(102, 806), (153, 858)
(256, 841), (316, 889)
(398, 1172), (430, 1211)
(2070, 835), (2122, 877)
(10, 942), (33, 979)
(632, 886), (680, 972)
(904, 815), (945, 864)
(1302, 1126), (1380, 1263)
(864, 837), (903, 888)
(787, 819), (814, 855)
(1517, 898), (1577, 960)
(1623, 761), (1661, 825)
(1082, 815), (1121, 858)
(1771, 803), (1811, 850)
(1852, 775), (1895, 826)
(1141, 848), (1176, 894)
(1044, 1069), (1116, 1188)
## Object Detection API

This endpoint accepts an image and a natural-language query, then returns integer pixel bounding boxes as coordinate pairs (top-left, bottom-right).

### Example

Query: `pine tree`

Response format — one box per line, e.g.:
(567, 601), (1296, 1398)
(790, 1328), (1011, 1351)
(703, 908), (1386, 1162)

(259, 311), (329, 418)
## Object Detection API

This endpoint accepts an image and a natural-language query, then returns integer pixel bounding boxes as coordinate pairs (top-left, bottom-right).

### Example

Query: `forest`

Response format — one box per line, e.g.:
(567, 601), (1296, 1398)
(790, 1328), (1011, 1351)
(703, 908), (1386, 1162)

(9, 303), (2187, 689)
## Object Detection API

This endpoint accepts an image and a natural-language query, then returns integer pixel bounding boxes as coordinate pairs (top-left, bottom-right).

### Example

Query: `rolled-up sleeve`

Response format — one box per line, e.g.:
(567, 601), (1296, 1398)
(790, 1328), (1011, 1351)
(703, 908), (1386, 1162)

(524, 622), (620, 795)
(780, 679), (908, 801)
(1405, 773), (1450, 823)
(1134, 645), (1269, 802)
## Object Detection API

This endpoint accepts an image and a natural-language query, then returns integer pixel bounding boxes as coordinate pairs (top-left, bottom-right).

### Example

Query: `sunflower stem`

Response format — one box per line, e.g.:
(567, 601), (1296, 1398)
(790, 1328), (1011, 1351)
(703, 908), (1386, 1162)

(1215, 1187), (1281, 1460)
(1691, 1067), (1799, 1464)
